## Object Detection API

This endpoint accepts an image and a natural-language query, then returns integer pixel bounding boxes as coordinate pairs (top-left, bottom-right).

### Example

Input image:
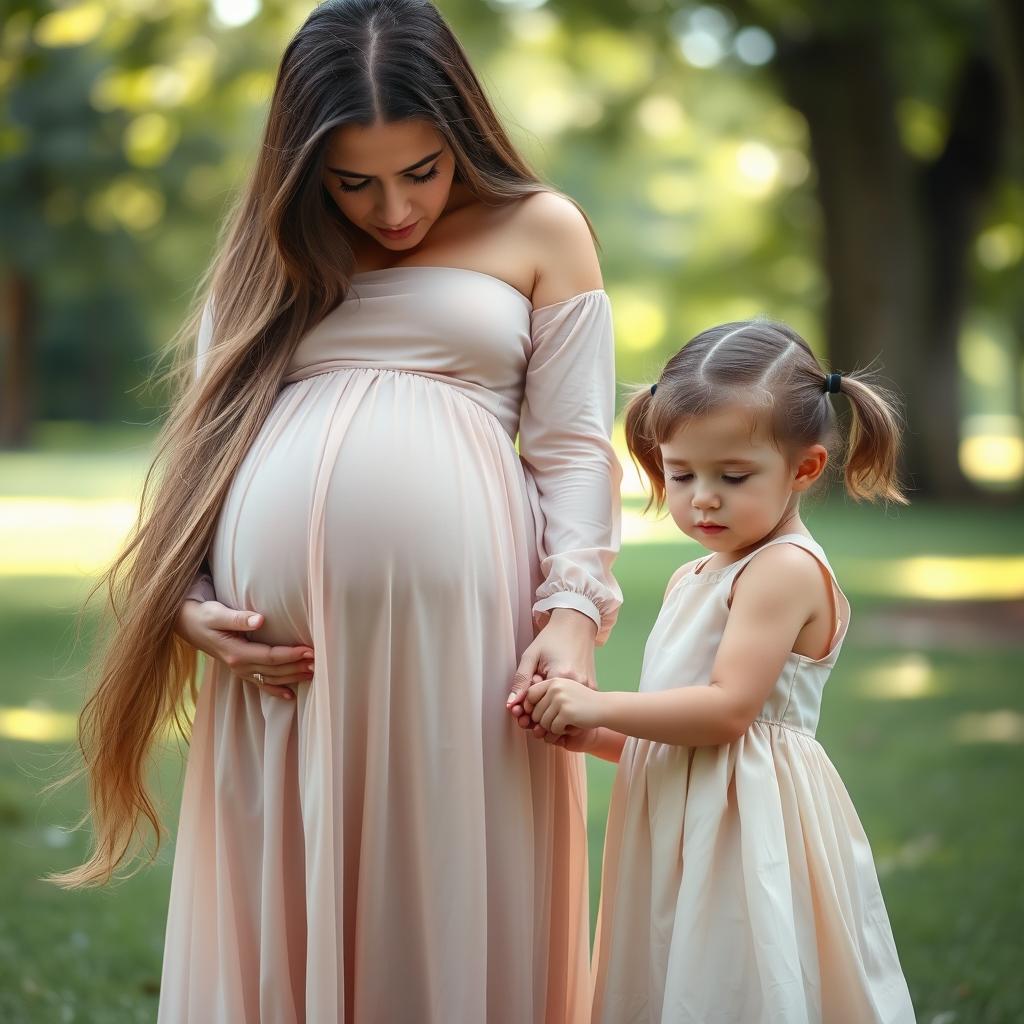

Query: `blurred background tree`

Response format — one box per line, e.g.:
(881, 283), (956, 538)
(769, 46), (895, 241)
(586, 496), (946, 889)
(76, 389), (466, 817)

(2, 0), (1022, 497)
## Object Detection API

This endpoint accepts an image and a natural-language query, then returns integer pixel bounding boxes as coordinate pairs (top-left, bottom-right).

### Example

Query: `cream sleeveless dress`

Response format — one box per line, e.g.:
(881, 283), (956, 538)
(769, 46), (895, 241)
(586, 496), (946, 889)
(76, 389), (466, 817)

(592, 533), (915, 1024)
(157, 267), (622, 1023)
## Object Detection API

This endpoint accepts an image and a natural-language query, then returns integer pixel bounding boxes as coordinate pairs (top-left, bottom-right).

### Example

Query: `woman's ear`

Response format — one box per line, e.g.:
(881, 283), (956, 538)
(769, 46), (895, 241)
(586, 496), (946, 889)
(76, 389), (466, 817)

(791, 444), (828, 492)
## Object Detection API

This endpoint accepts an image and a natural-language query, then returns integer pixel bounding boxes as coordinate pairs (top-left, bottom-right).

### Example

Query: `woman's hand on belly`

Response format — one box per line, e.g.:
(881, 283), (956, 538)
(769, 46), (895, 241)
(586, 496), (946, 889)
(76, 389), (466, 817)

(175, 598), (314, 700)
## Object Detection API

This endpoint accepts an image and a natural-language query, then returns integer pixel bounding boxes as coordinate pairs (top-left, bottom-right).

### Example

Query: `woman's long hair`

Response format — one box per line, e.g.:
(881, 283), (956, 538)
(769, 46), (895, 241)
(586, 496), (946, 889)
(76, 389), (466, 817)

(52, 0), (559, 888)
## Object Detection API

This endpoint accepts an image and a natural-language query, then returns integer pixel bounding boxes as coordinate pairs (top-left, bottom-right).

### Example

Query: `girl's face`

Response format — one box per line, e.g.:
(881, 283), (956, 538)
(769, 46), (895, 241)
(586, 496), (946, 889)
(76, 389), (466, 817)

(660, 401), (826, 557)
(321, 119), (457, 253)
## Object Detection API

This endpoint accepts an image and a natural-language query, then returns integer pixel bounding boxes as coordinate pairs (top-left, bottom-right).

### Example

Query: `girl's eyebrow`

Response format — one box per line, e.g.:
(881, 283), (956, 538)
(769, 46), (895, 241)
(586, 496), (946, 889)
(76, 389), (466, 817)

(662, 457), (759, 468)
(327, 149), (443, 179)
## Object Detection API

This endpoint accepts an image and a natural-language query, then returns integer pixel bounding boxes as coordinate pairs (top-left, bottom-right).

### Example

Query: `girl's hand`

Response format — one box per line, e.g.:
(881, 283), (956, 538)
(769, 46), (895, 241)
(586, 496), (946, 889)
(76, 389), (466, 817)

(549, 724), (600, 753)
(175, 598), (314, 701)
(514, 674), (594, 748)
(527, 675), (604, 736)
(506, 608), (597, 733)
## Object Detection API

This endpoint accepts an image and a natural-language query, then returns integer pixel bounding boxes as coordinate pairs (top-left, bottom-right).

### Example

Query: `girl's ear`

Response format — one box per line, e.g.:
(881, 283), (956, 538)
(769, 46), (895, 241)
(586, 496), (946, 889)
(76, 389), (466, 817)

(792, 444), (828, 492)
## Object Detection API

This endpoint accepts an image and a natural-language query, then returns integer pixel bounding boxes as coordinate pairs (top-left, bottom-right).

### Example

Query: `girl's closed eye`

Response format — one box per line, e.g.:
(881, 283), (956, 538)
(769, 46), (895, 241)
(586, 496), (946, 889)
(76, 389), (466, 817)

(668, 473), (749, 484)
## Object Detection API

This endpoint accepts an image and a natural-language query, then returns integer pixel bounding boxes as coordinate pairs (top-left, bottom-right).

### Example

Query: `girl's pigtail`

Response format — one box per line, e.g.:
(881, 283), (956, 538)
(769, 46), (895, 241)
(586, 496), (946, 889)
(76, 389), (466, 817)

(834, 372), (908, 504)
(624, 385), (665, 512)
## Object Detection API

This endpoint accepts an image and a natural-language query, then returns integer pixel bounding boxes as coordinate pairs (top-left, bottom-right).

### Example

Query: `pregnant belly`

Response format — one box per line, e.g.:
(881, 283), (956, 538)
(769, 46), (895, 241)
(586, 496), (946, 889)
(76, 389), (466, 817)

(208, 369), (532, 645)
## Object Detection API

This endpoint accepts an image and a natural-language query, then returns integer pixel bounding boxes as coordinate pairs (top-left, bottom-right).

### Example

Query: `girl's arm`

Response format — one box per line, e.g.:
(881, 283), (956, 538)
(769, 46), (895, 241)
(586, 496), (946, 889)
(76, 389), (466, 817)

(558, 725), (627, 763)
(529, 544), (828, 746)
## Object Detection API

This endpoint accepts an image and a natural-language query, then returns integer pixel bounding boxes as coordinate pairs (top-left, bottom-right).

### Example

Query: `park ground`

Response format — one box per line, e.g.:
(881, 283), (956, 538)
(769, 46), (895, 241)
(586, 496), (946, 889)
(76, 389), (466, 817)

(0, 426), (1021, 1023)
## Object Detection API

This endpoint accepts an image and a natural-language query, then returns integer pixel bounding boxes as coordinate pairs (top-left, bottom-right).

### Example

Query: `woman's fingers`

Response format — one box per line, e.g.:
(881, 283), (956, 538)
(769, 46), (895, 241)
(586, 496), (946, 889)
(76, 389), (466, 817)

(214, 637), (313, 672)
(200, 600), (263, 633)
(506, 670), (533, 713)
(243, 676), (295, 700)
(223, 641), (315, 667)
(233, 658), (314, 681)
(507, 643), (542, 712)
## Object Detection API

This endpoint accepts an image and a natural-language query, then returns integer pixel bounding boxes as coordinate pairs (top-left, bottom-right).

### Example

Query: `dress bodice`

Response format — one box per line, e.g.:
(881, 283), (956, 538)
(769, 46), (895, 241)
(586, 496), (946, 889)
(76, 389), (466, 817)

(639, 533), (851, 735)
(283, 265), (603, 441)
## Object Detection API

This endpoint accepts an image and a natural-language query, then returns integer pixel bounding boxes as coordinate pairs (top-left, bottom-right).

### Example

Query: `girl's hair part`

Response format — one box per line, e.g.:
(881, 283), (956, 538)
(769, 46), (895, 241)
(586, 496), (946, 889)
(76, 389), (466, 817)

(623, 319), (907, 512)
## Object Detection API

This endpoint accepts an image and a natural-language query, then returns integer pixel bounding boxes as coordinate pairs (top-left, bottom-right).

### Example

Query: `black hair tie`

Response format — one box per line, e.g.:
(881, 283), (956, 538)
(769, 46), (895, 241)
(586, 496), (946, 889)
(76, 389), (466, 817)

(824, 372), (842, 394)
(650, 383), (658, 396)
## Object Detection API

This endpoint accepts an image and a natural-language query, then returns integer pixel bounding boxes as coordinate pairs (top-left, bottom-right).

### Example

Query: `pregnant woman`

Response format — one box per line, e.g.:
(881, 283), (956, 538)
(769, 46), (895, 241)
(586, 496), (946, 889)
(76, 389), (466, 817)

(55, 2), (621, 1021)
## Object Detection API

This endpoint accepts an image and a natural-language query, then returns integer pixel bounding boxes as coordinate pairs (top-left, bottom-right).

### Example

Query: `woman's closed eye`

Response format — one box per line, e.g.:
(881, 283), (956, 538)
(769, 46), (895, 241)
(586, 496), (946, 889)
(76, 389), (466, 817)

(409, 165), (440, 185)
(335, 165), (440, 193)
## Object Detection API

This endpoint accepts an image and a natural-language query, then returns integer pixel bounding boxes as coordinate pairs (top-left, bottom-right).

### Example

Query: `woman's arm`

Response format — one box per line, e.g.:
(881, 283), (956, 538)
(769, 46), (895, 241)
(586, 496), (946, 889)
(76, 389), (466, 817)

(175, 296), (314, 699)
(507, 194), (623, 719)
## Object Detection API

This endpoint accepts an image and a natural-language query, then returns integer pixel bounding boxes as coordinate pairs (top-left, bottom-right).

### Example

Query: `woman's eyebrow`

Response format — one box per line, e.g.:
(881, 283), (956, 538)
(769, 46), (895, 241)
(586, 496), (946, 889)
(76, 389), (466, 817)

(327, 149), (443, 178)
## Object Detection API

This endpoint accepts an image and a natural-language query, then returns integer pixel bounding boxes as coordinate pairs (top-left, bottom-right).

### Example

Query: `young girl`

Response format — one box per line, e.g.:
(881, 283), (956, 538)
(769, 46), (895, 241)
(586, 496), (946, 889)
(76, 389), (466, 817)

(519, 320), (916, 1022)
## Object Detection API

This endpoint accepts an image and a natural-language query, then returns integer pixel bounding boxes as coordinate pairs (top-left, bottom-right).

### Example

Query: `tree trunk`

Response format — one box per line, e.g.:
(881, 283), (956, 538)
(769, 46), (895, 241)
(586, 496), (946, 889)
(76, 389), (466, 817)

(0, 270), (33, 449)
(775, 32), (931, 488)
(920, 55), (1004, 497)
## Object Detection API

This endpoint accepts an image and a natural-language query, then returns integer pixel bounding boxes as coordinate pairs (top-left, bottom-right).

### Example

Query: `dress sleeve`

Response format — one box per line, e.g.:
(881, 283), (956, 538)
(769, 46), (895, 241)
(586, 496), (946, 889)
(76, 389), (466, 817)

(519, 289), (622, 645)
(185, 297), (217, 603)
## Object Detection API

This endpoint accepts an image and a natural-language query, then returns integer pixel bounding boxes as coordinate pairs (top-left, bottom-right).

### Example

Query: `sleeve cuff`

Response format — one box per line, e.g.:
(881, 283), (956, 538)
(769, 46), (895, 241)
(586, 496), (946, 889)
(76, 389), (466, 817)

(533, 591), (603, 633)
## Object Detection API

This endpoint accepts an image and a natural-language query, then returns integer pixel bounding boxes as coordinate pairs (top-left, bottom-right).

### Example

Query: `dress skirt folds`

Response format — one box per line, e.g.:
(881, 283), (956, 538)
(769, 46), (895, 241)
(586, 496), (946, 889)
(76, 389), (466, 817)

(157, 268), (622, 1023)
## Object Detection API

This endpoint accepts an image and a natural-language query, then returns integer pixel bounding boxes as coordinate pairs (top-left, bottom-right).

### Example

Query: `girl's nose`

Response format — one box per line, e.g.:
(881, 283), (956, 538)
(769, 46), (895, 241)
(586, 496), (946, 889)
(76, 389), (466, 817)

(692, 489), (720, 510)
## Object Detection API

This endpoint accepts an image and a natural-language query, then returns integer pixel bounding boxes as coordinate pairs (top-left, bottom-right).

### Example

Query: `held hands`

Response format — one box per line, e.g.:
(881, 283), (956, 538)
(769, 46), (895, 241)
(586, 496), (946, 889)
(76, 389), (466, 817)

(507, 607), (596, 724)
(175, 597), (314, 701)
(505, 607), (602, 749)
(524, 676), (605, 740)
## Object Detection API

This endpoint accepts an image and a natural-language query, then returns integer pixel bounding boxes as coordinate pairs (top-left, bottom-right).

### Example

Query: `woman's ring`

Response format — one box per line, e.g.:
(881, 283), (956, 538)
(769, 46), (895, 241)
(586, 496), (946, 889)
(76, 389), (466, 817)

(253, 672), (264, 685)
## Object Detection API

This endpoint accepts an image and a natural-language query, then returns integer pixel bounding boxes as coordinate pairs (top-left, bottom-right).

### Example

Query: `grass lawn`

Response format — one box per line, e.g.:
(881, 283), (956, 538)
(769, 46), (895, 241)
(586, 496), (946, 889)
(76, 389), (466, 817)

(1, 427), (1022, 1022)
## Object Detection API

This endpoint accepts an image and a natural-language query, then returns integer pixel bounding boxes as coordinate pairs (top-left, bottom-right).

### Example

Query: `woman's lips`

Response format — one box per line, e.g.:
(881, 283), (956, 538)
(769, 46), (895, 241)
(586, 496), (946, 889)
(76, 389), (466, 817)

(377, 221), (418, 240)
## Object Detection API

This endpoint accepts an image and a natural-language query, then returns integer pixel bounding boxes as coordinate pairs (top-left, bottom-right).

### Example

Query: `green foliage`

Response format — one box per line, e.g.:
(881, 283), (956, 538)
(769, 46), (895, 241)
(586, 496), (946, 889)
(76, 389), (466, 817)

(3, 1), (1020, 437)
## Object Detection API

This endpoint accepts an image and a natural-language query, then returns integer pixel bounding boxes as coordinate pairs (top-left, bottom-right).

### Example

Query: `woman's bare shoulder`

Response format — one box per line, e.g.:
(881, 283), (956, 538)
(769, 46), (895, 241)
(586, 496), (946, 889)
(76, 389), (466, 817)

(513, 192), (603, 306)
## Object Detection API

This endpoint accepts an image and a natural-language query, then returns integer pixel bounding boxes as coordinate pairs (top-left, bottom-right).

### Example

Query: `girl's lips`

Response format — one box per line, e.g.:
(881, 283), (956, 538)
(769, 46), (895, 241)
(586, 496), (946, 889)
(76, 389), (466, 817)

(377, 221), (418, 240)
(696, 523), (726, 533)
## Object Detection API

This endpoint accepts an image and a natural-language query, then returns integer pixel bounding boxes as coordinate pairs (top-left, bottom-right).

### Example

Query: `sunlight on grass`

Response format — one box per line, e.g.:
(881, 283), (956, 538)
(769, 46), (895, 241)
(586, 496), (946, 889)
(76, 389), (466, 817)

(5, 493), (1021, 611)
(0, 498), (135, 576)
(859, 653), (937, 700)
(0, 706), (78, 743)
(953, 710), (1024, 744)
(859, 555), (1024, 600)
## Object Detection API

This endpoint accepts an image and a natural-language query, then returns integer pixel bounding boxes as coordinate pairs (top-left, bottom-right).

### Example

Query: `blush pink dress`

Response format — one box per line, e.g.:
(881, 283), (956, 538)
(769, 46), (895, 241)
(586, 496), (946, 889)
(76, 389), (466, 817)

(592, 534), (915, 1024)
(157, 267), (622, 1023)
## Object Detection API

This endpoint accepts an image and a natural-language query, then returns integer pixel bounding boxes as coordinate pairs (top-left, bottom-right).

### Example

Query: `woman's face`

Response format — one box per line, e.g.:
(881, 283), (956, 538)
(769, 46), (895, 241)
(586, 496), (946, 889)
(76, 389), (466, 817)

(321, 119), (457, 252)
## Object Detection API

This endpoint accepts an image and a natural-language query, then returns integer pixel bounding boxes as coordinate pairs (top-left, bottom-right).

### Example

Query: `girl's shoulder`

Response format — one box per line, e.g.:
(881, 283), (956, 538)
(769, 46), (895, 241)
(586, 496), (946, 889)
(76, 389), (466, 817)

(728, 536), (835, 613)
(663, 557), (704, 599)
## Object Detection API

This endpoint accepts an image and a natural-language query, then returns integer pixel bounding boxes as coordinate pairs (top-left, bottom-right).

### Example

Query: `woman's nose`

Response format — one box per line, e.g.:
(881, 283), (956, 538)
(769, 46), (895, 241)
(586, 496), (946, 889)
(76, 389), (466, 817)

(378, 186), (412, 228)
